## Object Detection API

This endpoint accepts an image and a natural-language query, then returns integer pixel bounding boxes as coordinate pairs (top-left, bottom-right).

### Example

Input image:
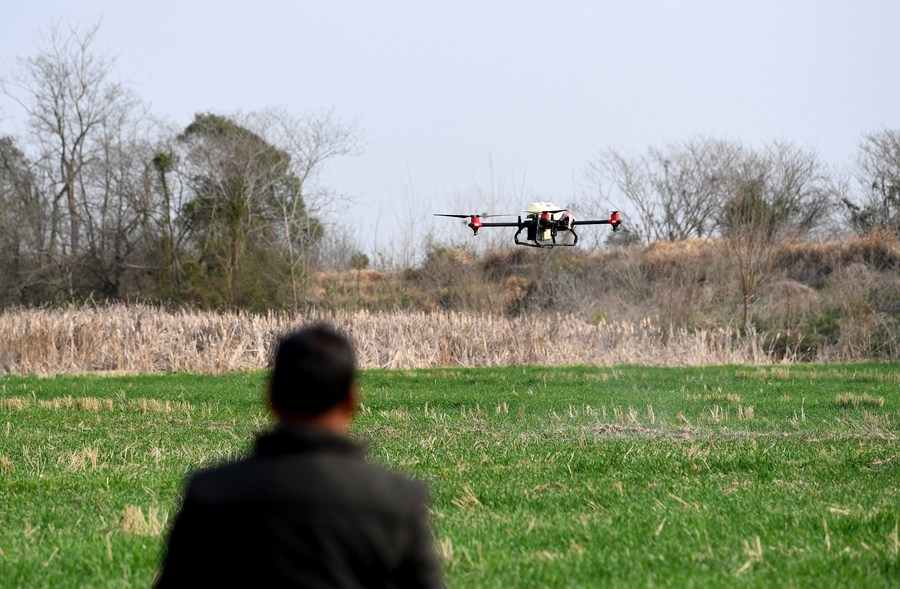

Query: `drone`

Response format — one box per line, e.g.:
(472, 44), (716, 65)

(435, 202), (621, 248)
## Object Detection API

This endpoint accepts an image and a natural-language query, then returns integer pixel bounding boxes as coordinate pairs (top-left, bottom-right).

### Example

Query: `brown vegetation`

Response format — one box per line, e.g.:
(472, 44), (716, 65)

(0, 305), (774, 375)
(309, 233), (899, 361)
(0, 234), (896, 374)
(834, 393), (885, 409)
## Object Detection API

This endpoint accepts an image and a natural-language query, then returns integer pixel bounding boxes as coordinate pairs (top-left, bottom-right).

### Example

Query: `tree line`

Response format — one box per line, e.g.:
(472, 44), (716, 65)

(590, 134), (899, 246)
(1, 24), (898, 313)
(587, 134), (899, 330)
(0, 24), (359, 310)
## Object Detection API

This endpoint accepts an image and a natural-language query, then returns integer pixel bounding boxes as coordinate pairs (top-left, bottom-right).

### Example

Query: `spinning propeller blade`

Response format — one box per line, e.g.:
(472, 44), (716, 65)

(434, 213), (517, 219)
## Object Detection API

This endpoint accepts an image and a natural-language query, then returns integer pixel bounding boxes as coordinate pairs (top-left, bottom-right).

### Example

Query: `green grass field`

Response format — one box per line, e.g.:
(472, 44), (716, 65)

(1, 364), (898, 588)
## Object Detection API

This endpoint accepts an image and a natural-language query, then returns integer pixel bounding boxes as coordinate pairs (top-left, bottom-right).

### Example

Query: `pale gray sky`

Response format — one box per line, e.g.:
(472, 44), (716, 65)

(2, 1), (899, 256)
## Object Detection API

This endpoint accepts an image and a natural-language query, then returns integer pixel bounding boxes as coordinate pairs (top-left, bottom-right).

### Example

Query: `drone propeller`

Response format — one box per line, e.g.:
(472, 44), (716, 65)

(434, 213), (517, 219)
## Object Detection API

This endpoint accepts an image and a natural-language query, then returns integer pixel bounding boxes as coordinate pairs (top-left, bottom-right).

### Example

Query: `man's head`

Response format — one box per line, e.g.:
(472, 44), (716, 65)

(269, 325), (357, 430)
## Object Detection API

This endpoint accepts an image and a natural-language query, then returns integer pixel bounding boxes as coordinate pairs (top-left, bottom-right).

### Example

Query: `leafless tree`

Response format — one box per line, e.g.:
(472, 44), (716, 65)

(717, 154), (780, 331)
(78, 106), (158, 295)
(762, 141), (835, 235)
(588, 137), (743, 244)
(2, 22), (136, 295)
(590, 137), (837, 329)
(717, 144), (837, 331)
(843, 129), (900, 235)
(0, 136), (49, 303)
(259, 109), (360, 306)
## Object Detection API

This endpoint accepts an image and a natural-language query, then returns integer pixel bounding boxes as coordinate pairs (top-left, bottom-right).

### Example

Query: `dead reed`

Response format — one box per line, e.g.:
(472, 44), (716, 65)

(0, 305), (774, 375)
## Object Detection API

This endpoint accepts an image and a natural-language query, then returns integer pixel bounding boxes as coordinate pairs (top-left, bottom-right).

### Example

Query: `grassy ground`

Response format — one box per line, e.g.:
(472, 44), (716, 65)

(0, 364), (898, 587)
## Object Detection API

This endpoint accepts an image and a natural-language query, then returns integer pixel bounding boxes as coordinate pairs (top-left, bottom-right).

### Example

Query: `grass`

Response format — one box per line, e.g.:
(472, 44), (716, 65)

(0, 363), (898, 587)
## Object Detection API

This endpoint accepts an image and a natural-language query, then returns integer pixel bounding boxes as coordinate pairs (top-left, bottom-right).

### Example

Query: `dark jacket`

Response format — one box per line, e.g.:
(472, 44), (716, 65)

(155, 425), (443, 588)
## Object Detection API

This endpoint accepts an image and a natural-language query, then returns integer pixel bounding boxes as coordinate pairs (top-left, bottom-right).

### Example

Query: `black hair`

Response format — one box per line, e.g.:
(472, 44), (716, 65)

(269, 325), (356, 416)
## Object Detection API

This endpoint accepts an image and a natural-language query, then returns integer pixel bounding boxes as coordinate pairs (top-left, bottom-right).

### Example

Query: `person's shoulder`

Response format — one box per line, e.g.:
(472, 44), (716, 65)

(180, 456), (259, 503)
(332, 456), (430, 517)
(360, 460), (429, 500)
(180, 449), (429, 516)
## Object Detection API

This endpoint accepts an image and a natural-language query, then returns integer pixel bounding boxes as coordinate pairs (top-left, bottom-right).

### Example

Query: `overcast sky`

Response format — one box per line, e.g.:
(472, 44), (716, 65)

(2, 1), (899, 256)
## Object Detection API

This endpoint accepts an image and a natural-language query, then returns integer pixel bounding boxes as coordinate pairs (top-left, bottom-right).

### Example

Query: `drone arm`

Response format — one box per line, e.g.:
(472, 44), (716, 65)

(571, 219), (612, 225)
(479, 221), (525, 228)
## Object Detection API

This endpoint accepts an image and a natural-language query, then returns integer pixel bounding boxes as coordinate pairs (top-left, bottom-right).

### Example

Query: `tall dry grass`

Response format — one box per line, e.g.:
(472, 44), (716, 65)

(0, 305), (773, 375)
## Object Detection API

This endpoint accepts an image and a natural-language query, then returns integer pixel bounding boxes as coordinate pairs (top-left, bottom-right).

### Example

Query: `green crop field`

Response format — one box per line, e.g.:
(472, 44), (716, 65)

(1, 364), (898, 588)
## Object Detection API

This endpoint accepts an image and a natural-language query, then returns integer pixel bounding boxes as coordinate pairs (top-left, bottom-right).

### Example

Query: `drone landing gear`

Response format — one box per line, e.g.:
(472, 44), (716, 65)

(513, 227), (580, 248)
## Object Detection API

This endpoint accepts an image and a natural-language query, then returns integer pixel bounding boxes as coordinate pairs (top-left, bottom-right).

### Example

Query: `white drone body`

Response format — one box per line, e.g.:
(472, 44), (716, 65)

(524, 202), (574, 242)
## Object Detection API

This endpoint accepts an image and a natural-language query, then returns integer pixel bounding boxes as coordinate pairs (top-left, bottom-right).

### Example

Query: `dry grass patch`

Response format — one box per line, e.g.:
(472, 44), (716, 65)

(684, 392), (742, 403)
(436, 537), (455, 563)
(872, 372), (900, 383)
(862, 412), (889, 428)
(76, 397), (114, 411)
(835, 393), (885, 408)
(0, 397), (29, 410)
(38, 396), (75, 410)
(452, 483), (484, 509)
(0, 396), (192, 413)
(36, 396), (112, 411)
(735, 536), (764, 576)
(378, 408), (409, 420)
(525, 482), (568, 496)
(64, 447), (100, 472)
(127, 398), (193, 413)
(735, 367), (873, 382)
(0, 396), (117, 411)
(119, 505), (168, 536)
(585, 372), (619, 381)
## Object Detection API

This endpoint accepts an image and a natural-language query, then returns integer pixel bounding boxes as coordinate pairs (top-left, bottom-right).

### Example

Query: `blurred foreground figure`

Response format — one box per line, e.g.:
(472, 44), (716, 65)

(156, 325), (443, 588)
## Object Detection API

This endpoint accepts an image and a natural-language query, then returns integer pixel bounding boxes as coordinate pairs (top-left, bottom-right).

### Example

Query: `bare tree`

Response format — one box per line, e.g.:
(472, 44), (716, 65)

(718, 155), (781, 331)
(78, 105), (157, 296)
(590, 137), (837, 330)
(260, 109), (360, 306)
(589, 138), (835, 247)
(2, 22), (133, 295)
(589, 137), (743, 244)
(762, 141), (835, 235)
(0, 136), (49, 303)
(717, 144), (836, 331)
(843, 129), (900, 235)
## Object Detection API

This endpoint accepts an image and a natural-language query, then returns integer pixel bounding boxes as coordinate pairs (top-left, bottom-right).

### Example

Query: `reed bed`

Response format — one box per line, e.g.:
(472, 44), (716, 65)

(0, 305), (773, 375)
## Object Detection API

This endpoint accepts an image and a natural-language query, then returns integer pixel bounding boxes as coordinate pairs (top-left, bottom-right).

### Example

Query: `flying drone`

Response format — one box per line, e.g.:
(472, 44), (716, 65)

(435, 202), (621, 248)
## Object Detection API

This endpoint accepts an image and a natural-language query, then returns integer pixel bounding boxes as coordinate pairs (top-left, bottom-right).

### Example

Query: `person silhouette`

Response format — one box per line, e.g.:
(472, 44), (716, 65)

(155, 325), (443, 588)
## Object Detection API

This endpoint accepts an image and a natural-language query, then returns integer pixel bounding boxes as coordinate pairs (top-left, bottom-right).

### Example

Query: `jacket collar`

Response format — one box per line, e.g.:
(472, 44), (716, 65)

(254, 424), (363, 457)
